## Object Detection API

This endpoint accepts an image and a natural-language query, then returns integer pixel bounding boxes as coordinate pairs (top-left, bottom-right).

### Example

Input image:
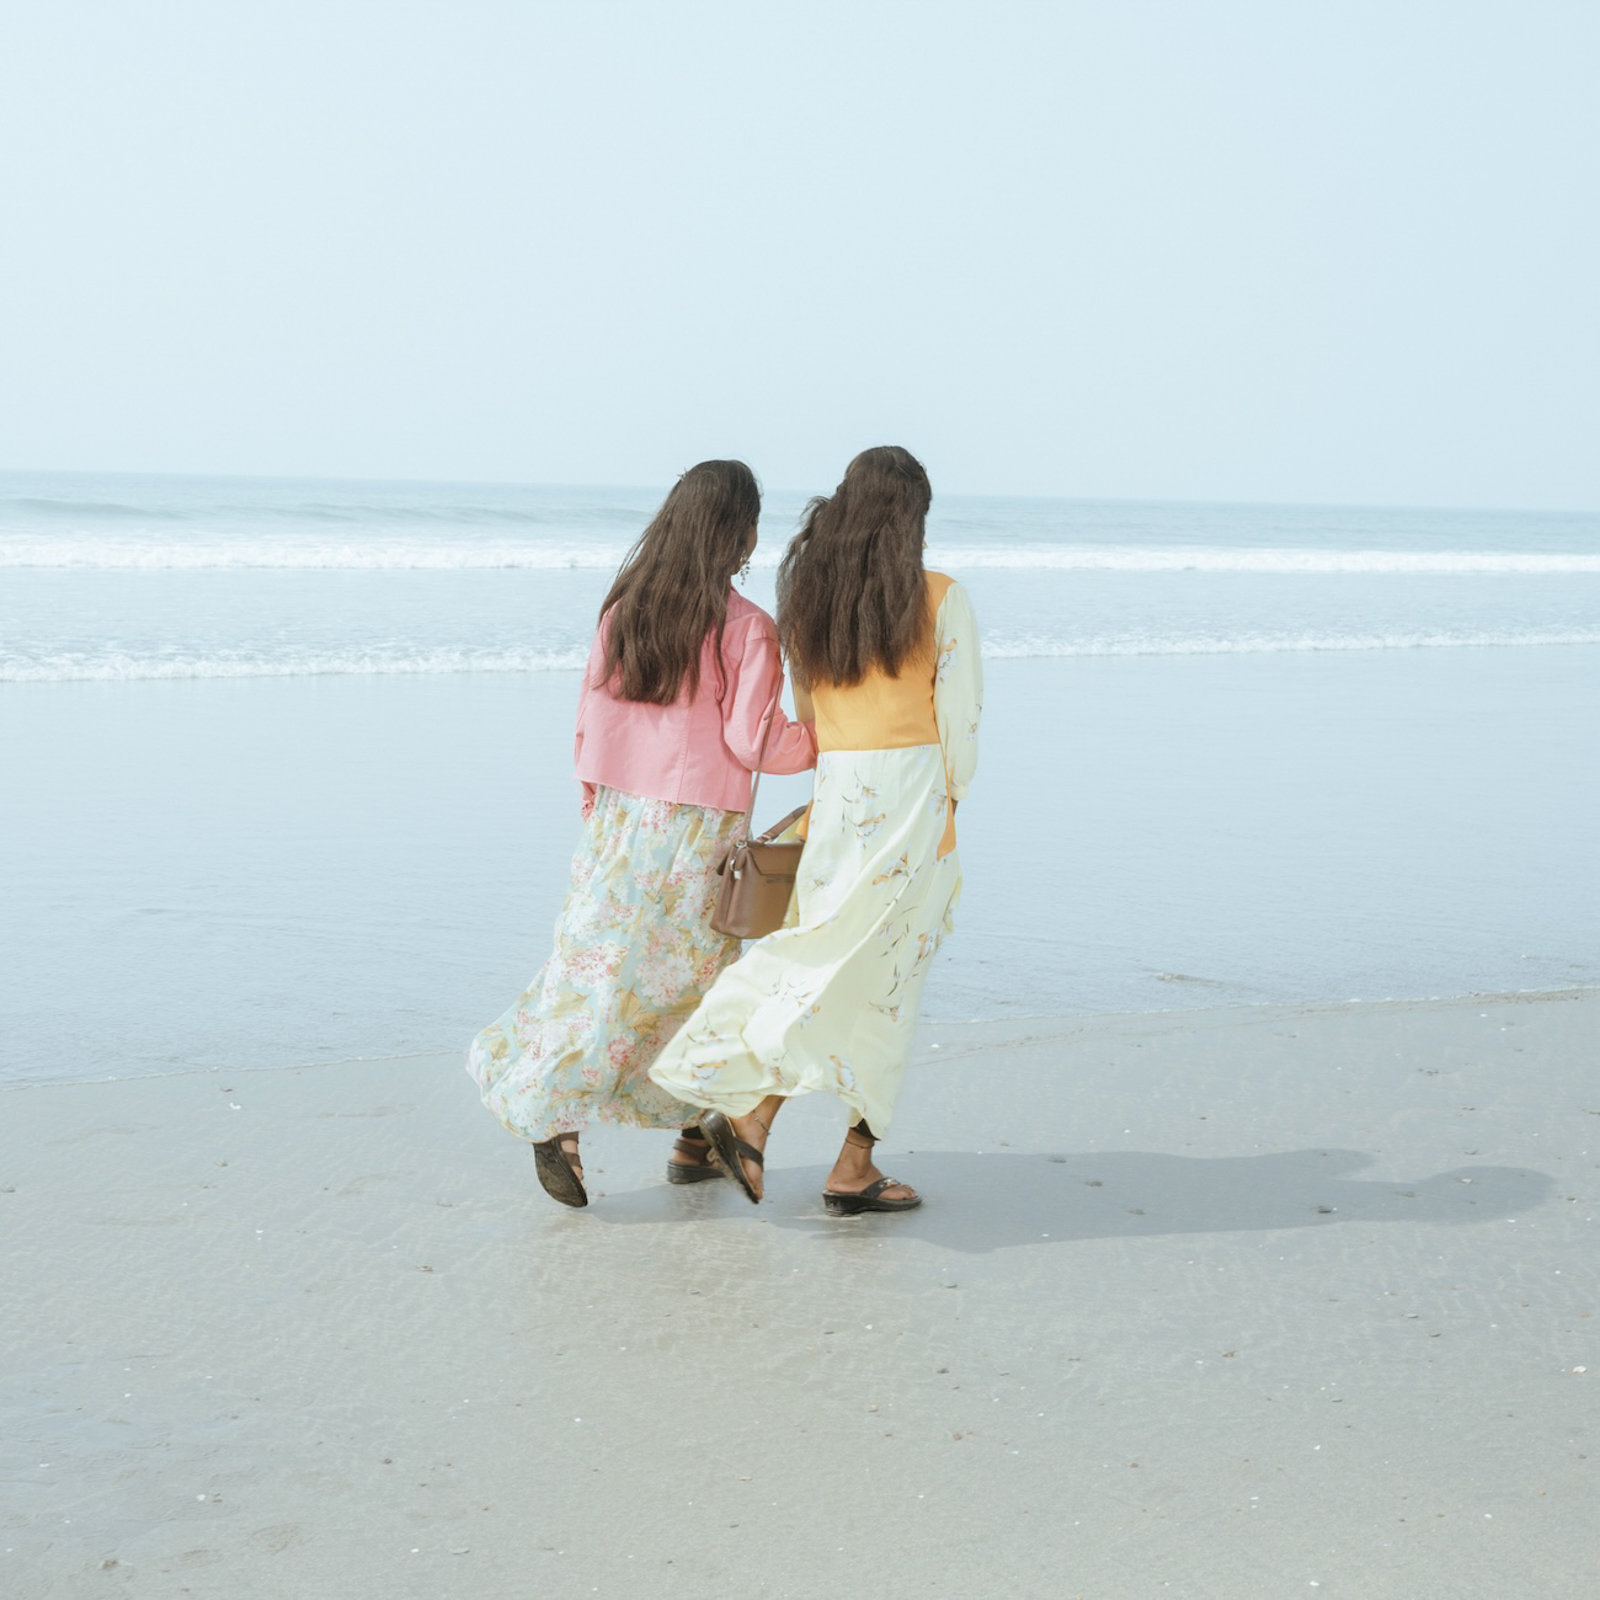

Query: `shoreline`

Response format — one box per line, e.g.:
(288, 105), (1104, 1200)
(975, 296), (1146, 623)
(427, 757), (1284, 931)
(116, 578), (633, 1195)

(6, 979), (1593, 1094)
(3, 983), (1592, 1093)
(5, 986), (1595, 1596)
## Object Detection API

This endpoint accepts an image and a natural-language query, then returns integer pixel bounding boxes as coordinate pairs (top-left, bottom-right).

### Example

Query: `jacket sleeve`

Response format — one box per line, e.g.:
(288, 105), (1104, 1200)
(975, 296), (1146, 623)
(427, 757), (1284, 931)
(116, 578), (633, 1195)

(573, 626), (607, 817)
(719, 616), (818, 774)
(932, 580), (983, 802)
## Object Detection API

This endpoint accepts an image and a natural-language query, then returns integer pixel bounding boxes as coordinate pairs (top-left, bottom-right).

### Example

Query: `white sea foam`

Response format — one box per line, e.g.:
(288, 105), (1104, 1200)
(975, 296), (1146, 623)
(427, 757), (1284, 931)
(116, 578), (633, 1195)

(3, 536), (1598, 574)
(940, 547), (1600, 575)
(8, 629), (1597, 682)
(982, 628), (1600, 659)
(0, 537), (639, 571)
(0, 647), (591, 683)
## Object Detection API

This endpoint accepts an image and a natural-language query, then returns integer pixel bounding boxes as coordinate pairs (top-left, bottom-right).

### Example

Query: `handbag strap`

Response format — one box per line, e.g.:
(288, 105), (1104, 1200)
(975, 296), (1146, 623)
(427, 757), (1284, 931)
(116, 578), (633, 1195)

(740, 692), (781, 840)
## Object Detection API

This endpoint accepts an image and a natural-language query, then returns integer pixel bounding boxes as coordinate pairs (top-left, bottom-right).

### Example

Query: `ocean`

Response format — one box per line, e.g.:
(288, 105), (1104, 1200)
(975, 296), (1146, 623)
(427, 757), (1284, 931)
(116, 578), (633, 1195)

(3, 472), (1598, 684)
(3, 470), (1597, 1086)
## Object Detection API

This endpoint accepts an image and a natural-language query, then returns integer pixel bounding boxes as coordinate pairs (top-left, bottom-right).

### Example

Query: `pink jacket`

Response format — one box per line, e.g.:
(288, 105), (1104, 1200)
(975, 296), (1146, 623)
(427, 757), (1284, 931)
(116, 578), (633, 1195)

(574, 589), (817, 814)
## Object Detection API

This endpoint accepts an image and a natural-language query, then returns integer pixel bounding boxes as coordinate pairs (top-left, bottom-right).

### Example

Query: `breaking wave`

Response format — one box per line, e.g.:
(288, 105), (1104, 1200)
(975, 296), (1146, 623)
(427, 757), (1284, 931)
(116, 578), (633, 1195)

(4, 536), (1599, 574)
(8, 629), (1596, 682)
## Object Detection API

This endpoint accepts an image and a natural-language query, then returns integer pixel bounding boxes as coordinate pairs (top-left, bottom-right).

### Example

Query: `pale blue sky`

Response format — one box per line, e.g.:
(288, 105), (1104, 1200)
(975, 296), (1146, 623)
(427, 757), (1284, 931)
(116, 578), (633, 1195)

(2, 1), (1597, 507)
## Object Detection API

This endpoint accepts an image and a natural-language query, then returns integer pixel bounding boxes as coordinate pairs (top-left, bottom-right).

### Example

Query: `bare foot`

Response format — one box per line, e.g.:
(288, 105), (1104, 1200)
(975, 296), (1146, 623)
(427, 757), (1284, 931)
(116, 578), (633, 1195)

(705, 1095), (783, 1201)
(667, 1128), (722, 1184)
(671, 1130), (715, 1169)
(825, 1131), (917, 1204)
(723, 1109), (771, 1199)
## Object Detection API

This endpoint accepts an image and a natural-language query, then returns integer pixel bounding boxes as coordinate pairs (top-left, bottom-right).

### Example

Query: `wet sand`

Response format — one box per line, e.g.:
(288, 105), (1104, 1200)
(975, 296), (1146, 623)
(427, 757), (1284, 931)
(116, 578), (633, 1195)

(3, 988), (1596, 1598)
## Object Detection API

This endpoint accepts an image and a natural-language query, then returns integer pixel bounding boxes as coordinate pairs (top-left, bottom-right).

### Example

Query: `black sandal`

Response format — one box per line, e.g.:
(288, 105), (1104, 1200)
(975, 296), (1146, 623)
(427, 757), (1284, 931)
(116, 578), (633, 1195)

(823, 1175), (922, 1215)
(823, 1120), (921, 1215)
(700, 1110), (766, 1204)
(666, 1126), (724, 1185)
(532, 1132), (587, 1208)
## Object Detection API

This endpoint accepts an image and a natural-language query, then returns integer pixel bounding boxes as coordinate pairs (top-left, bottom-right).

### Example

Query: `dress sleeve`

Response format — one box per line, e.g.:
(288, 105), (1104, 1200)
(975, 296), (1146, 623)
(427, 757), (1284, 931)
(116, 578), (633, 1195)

(932, 580), (983, 802)
(719, 617), (818, 774)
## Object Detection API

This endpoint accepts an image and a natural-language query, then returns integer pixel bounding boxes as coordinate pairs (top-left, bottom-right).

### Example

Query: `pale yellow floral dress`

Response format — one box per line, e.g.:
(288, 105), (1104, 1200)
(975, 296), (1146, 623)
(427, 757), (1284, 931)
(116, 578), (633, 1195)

(649, 576), (982, 1136)
(468, 787), (742, 1141)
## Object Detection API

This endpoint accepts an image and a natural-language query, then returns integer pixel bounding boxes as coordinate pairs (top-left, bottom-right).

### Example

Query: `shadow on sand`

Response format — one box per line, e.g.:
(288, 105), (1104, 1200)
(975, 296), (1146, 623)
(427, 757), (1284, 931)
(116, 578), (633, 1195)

(587, 1146), (1552, 1255)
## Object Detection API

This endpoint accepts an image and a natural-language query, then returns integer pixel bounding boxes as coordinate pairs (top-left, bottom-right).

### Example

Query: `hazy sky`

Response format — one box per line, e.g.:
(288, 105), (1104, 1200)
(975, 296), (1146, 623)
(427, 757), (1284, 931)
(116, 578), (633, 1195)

(3, 1), (1597, 507)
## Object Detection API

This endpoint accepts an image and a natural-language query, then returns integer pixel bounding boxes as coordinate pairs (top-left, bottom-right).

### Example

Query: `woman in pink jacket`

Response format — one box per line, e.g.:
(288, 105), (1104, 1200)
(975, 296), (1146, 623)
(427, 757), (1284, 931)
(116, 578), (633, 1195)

(467, 460), (816, 1207)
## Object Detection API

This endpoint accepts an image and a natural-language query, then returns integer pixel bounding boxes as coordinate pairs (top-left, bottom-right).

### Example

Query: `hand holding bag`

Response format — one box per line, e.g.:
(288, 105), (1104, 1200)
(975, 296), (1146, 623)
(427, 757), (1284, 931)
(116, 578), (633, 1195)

(709, 698), (809, 940)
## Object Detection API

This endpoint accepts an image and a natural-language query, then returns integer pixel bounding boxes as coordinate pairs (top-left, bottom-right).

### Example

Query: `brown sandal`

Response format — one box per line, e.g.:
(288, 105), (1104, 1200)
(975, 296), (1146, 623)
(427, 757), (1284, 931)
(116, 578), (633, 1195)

(532, 1132), (587, 1208)
(700, 1110), (766, 1204)
(666, 1127), (724, 1185)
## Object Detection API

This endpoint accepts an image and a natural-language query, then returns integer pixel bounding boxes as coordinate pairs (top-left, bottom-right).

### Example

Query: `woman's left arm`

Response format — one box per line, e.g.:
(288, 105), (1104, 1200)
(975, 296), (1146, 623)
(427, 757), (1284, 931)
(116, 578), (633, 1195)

(933, 581), (983, 801)
(572, 625), (607, 817)
(720, 618), (818, 774)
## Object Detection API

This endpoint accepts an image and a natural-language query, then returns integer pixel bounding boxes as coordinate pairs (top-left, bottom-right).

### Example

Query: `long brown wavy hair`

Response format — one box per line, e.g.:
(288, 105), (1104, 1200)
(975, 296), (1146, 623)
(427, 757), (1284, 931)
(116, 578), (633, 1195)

(777, 445), (931, 687)
(596, 460), (760, 704)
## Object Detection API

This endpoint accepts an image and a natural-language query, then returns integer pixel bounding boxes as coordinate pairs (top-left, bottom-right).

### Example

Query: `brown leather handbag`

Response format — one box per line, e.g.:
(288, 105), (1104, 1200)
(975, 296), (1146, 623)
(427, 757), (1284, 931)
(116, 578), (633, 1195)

(709, 700), (809, 940)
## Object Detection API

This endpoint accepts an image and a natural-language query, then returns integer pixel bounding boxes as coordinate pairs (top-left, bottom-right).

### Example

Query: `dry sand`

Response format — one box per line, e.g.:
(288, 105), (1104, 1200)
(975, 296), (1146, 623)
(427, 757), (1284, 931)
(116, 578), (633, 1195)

(3, 989), (1597, 1599)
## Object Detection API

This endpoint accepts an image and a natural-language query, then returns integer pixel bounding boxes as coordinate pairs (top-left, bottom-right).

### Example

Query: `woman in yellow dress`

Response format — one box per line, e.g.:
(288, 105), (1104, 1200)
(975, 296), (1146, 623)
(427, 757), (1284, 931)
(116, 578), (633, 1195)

(649, 446), (982, 1212)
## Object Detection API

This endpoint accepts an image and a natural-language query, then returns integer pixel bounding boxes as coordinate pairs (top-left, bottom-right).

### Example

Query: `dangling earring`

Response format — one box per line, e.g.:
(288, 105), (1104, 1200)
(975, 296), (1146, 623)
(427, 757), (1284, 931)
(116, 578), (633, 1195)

(737, 557), (752, 582)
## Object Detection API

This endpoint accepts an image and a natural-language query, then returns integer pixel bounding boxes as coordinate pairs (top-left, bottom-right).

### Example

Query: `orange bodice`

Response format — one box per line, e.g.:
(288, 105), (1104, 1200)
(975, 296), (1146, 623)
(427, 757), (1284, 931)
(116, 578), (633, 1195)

(797, 571), (959, 857)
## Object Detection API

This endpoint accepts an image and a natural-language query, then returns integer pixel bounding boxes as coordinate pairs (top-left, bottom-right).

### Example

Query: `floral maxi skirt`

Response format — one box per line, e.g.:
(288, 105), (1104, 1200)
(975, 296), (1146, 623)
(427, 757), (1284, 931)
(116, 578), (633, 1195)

(467, 786), (744, 1142)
